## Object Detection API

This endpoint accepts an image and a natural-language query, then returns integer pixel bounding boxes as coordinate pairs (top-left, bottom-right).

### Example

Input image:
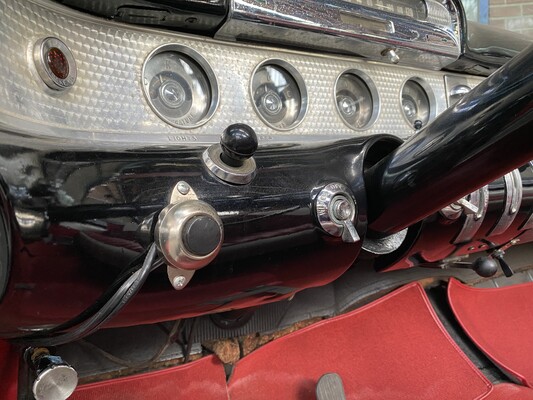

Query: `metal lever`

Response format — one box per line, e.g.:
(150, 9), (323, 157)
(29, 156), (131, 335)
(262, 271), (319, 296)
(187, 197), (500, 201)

(315, 182), (360, 244)
(455, 198), (479, 215)
(341, 220), (360, 243)
(492, 249), (514, 277)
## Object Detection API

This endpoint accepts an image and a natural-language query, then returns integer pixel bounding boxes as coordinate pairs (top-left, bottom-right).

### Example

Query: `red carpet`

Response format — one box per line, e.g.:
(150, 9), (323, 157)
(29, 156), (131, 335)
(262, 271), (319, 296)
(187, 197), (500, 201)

(485, 383), (533, 399)
(70, 355), (228, 400)
(448, 278), (533, 387)
(4, 282), (533, 398)
(228, 282), (493, 400)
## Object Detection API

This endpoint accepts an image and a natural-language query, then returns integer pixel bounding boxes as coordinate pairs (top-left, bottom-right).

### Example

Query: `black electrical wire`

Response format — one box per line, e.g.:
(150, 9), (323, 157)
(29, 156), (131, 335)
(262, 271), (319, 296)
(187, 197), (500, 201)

(17, 243), (159, 347)
(21, 248), (156, 338)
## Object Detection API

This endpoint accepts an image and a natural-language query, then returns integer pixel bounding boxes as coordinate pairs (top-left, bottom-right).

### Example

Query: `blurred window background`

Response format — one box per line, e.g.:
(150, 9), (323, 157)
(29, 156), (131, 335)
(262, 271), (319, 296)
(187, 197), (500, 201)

(462, 0), (533, 37)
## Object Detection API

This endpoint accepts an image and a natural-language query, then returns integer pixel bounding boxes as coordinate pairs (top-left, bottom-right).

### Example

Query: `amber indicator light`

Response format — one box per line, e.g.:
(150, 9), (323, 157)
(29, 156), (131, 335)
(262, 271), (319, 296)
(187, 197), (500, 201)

(46, 47), (69, 80)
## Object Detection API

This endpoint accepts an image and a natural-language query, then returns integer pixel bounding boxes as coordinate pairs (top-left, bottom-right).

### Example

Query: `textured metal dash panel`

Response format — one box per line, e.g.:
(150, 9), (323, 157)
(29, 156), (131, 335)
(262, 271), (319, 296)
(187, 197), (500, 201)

(0, 0), (483, 148)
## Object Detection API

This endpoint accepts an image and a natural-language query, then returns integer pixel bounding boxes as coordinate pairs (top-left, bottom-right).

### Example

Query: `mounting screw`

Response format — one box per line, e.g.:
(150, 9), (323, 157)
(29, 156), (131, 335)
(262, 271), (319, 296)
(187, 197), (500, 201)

(172, 275), (187, 289)
(177, 181), (190, 195)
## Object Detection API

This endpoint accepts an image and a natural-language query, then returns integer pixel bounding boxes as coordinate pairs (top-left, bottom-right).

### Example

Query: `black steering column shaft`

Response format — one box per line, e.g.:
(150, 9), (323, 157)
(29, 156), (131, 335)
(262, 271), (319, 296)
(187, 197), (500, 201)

(366, 44), (533, 236)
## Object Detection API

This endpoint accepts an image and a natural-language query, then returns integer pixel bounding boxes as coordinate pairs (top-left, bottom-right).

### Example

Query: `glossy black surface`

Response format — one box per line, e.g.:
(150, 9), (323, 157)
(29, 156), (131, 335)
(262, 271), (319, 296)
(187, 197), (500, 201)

(220, 123), (258, 166)
(367, 44), (533, 235)
(0, 135), (390, 336)
(378, 165), (533, 272)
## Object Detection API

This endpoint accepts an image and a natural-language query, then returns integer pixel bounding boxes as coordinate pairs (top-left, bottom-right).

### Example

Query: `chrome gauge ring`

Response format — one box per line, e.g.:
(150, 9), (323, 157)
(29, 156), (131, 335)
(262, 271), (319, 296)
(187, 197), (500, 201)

(251, 60), (307, 130)
(142, 44), (218, 128)
(401, 79), (432, 129)
(335, 71), (378, 130)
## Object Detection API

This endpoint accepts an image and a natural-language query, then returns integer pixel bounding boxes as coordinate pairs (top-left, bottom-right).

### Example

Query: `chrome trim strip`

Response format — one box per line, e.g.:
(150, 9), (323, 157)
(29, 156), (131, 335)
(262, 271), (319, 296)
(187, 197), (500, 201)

(489, 169), (523, 237)
(217, 0), (461, 70)
(453, 185), (489, 244)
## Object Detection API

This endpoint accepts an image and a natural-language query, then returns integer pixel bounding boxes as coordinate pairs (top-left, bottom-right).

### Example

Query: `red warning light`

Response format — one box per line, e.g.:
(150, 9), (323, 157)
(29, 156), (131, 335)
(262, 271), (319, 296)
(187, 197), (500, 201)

(46, 47), (69, 80)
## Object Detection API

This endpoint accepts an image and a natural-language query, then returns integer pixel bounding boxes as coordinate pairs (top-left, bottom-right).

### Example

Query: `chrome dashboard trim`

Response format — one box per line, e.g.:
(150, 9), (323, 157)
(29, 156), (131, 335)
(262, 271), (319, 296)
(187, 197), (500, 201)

(0, 0), (481, 148)
(217, 0), (462, 70)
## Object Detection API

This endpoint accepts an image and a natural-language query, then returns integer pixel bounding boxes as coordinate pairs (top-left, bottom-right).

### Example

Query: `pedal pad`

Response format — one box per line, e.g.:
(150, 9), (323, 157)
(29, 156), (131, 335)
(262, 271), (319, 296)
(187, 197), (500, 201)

(316, 373), (346, 400)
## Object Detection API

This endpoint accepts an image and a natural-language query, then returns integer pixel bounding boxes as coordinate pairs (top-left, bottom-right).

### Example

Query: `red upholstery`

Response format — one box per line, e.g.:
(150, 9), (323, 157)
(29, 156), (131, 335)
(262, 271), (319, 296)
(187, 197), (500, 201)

(70, 355), (228, 400)
(229, 282), (493, 400)
(448, 278), (533, 387)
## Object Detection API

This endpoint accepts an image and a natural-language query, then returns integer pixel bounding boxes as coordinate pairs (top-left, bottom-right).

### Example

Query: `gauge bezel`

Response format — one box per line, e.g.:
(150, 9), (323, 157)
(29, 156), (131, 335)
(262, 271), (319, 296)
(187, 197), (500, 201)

(141, 44), (219, 129)
(334, 69), (380, 131)
(399, 77), (436, 129)
(249, 59), (308, 131)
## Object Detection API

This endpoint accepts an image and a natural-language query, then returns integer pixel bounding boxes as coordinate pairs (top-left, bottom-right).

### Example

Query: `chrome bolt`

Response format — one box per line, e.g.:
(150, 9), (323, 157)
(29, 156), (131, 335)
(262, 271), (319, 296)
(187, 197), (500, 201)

(172, 275), (187, 288)
(177, 181), (190, 195)
(468, 246), (476, 251)
(382, 48), (400, 64)
(332, 198), (352, 221)
(510, 239), (520, 245)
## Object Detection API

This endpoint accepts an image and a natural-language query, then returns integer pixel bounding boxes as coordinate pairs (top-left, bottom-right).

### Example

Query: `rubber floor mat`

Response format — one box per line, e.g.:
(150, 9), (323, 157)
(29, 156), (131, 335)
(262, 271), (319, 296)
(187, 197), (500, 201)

(448, 278), (533, 387)
(228, 282), (492, 400)
(69, 355), (228, 400)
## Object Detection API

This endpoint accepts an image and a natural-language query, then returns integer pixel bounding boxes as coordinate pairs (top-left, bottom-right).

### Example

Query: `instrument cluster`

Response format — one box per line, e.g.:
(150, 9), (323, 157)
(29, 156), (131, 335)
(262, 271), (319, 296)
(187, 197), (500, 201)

(141, 44), (474, 134)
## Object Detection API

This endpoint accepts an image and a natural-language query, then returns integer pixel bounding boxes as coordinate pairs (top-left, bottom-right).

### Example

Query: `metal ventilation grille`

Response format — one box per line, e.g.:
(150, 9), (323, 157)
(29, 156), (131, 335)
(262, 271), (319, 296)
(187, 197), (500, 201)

(0, 0), (483, 148)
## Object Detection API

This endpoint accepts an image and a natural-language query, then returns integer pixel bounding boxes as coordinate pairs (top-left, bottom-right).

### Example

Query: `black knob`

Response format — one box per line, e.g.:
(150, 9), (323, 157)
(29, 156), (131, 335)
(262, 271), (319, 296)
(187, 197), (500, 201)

(220, 124), (258, 167)
(472, 257), (499, 278)
(183, 215), (222, 257)
(413, 120), (423, 130)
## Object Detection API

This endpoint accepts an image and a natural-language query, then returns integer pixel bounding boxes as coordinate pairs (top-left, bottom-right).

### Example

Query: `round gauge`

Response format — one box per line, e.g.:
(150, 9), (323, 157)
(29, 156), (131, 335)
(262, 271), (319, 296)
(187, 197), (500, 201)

(401, 79), (433, 128)
(142, 45), (218, 128)
(335, 71), (378, 130)
(251, 61), (307, 130)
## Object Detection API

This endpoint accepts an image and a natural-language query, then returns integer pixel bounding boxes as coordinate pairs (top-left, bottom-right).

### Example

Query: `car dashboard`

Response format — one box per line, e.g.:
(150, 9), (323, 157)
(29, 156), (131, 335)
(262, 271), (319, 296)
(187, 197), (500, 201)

(0, 0), (532, 398)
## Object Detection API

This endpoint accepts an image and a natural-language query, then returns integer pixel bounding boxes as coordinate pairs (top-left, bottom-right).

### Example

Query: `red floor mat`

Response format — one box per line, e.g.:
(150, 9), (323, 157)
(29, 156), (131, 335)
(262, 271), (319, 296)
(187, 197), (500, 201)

(228, 282), (492, 400)
(448, 278), (533, 387)
(69, 355), (228, 400)
(485, 384), (533, 399)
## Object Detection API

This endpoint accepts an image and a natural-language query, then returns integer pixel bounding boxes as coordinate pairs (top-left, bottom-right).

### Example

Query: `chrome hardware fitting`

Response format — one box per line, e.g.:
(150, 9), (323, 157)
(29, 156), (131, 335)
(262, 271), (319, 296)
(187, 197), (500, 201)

(155, 181), (224, 290)
(519, 162), (533, 231)
(203, 145), (256, 185)
(489, 169), (522, 237)
(453, 185), (489, 244)
(203, 124), (258, 185)
(29, 348), (78, 400)
(315, 183), (360, 243)
(362, 228), (407, 255)
(382, 48), (400, 64)
(440, 187), (487, 222)
(33, 37), (77, 91)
